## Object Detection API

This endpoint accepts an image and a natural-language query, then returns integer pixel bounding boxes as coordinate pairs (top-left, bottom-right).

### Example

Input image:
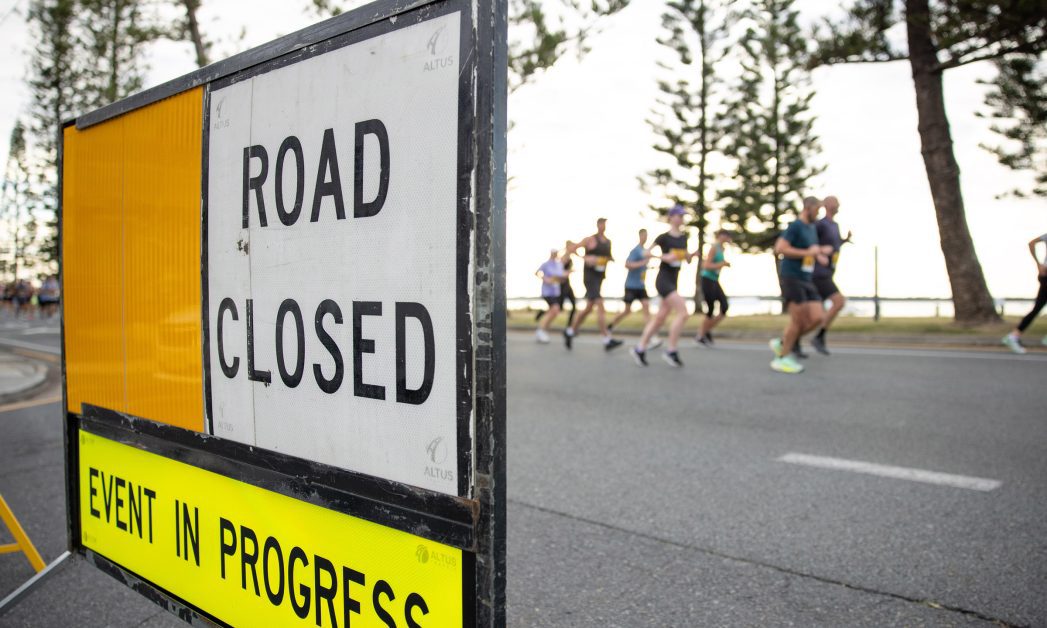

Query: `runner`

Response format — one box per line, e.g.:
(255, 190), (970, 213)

(534, 248), (564, 344)
(810, 195), (851, 355)
(609, 229), (663, 350)
(533, 239), (578, 325)
(769, 197), (831, 374)
(1002, 232), (1047, 354)
(696, 229), (732, 346)
(633, 205), (697, 367)
(564, 218), (623, 351)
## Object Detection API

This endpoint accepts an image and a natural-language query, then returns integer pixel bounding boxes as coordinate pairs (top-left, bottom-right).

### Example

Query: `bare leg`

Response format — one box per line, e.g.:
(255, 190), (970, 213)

(570, 301), (595, 333)
(702, 313), (726, 336)
(640, 300), (651, 327)
(540, 304), (560, 332)
(822, 293), (845, 331)
(782, 303), (807, 355)
(639, 298), (672, 349)
(610, 302), (633, 329)
(595, 301), (608, 336)
(802, 302), (825, 335)
(665, 293), (688, 351)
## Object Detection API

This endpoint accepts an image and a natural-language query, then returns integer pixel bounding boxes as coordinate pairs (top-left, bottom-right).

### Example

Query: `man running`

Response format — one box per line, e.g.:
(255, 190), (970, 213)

(610, 229), (654, 330)
(696, 229), (732, 346)
(564, 218), (623, 351)
(1002, 232), (1047, 354)
(535, 248), (564, 343)
(769, 197), (832, 374)
(633, 205), (697, 367)
(810, 195), (851, 355)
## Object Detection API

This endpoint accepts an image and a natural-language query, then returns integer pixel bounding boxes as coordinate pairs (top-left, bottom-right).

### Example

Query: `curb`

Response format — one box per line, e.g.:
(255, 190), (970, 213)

(0, 350), (50, 403)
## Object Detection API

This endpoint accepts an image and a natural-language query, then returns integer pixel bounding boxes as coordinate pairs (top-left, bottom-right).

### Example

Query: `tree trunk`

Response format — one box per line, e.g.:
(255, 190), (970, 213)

(906, 0), (999, 324)
(182, 0), (209, 68)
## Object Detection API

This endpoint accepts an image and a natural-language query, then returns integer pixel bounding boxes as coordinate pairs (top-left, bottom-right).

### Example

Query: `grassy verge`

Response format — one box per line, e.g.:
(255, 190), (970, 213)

(510, 308), (1047, 339)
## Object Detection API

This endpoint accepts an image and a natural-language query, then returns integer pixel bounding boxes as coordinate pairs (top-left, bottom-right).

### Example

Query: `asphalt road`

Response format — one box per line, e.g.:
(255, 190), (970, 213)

(1, 322), (1045, 627)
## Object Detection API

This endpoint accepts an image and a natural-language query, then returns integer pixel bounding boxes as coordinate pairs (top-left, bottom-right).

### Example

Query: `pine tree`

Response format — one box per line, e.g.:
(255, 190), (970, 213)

(77, 0), (164, 109)
(1, 123), (41, 282)
(812, 0), (1047, 324)
(978, 54), (1046, 199)
(720, 0), (822, 255)
(641, 0), (732, 303)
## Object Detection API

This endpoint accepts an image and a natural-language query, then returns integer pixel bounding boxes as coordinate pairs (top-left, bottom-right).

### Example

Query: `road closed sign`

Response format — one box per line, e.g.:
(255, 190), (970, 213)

(206, 9), (465, 496)
(59, 0), (506, 625)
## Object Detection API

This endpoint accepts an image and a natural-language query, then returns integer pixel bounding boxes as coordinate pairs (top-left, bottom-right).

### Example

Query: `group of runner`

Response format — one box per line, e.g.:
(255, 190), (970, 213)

(535, 196), (852, 373)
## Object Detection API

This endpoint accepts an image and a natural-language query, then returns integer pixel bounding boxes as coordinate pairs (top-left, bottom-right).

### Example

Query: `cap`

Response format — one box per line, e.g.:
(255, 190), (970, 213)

(668, 204), (686, 217)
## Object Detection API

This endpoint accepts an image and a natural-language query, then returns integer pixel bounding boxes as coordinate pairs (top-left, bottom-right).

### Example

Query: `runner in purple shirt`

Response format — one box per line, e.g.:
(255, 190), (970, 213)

(535, 249), (565, 344)
(811, 195), (852, 355)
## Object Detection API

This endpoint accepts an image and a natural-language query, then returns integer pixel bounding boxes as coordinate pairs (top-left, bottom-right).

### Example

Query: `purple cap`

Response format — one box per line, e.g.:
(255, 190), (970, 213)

(668, 204), (686, 217)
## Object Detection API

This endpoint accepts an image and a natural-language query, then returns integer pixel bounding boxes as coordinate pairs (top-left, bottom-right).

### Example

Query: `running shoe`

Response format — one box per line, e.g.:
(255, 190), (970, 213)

(698, 335), (711, 347)
(649, 337), (664, 350)
(604, 338), (624, 352)
(662, 351), (683, 367)
(769, 337), (784, 357)
(535, 329), (550, 344)
(793, 345), (809, 360)
(705, 332), (715, 345)
(770, 355), (805, 374)
(563, 328), (574, 350)
(632, 347), (648, 367)
(1002, 335), (1026, 354)
(811, 335), (830, 356)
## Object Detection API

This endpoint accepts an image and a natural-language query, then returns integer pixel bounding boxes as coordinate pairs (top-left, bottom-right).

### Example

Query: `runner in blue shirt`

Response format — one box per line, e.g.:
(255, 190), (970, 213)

(696, 229), (733, 346)
(811, 195), (852, 355)
(535, 248), (564, 344)
(769, 197), (833, 374)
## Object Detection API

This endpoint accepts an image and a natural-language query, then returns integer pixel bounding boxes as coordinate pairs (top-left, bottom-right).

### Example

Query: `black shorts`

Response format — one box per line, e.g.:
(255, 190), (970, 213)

(813, 275), (839, 300)
(623, 287), (648, 304)
(655, 270), (678, 298)
(543, 296), (562, 307)
(781, 276), (820, 305)
(700, 277), (728, 316)
(583, 268), (605, 300)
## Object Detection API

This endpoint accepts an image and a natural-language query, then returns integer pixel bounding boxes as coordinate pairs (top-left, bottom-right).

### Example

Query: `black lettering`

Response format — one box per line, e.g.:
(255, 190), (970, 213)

(373, 580), (396, 628)
(351, 301), (385, 399)
(128, 484), (142, 538)
(311, 128), (346, 222)
(276, 135), (305, 226)
(219, 517), (236, 580)
(174, 500), (181, 557)
(314, 555), (338, 628)
(342, 567), (364, 626)
(183, 503), (200, 566)
(314, 299), (344, 394)
(263, 536), (285, 606)
(143, 488), (156, 543)
(354, 119), (390, 218)
(218, 297), (240, 378)
(89, 468), (100, 518)
(276, 299), (305, 388)
(353, 301), (385, 400)
(241, 525), (261, 595)
(243, 145), (269, 228)
(114, 477), (126, 530)
(404, 593), (429, 628)
(395, 302), (435, 405)
(247, 299), (272, 384)
(289, 547), (311, 620)
(102, 472), (114, 523)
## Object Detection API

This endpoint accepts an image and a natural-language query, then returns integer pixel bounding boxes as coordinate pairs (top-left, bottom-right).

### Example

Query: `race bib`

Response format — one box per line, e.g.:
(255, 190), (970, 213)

(594, 256), (609, 272)
(832, 251), (840, 267)
(802, 255), (815, 273)
(670, 249), (688, 267)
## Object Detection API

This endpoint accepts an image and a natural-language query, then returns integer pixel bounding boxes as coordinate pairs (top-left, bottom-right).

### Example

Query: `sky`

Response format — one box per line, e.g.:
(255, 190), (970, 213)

(0, 0), (1043, 301)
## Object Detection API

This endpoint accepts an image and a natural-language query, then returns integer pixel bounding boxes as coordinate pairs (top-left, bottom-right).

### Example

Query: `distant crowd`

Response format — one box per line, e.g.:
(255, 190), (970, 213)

(1, 276), (60, 320)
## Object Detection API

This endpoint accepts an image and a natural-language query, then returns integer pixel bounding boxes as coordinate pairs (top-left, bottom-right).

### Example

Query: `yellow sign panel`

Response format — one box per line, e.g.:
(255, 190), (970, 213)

(78, 430), (464, 627)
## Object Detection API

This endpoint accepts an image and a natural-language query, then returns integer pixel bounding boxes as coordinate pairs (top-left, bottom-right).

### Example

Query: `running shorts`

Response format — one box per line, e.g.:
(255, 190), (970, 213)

(623, 287), (648, 304)
(655, 271), (678, 298)
(583, 268), (605, 300)
(701, 277), (728, 317)
(781, 276), (820, 305)
(813, 275), (839, 300)
(543, 296), (562, 307)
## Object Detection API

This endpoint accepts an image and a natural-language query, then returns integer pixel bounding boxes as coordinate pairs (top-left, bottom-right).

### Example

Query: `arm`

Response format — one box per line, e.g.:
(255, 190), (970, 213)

(775, 236), (820, 260)
(1030, 237), (1047, 275)
(701, 247), (729, 269)
(624, 254), (649, 270)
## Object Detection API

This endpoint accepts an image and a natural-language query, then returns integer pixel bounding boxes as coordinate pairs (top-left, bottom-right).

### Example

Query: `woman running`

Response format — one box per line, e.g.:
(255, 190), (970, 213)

(697, 229), (732, 346)
(633, 205), (697, 367)
(535, 248), (565, 343)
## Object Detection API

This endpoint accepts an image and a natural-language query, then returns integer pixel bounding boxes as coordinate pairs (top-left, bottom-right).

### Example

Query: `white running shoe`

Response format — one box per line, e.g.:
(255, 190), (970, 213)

(649, 337), (664, 350)
(1002, 335), (1026, 355)
(535, 329), (550, 344)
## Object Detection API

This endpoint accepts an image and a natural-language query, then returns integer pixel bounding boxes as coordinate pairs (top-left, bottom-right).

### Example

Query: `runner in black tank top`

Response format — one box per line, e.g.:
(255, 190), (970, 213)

(633, 205), (697, 367)
(564, 218), (623, 351)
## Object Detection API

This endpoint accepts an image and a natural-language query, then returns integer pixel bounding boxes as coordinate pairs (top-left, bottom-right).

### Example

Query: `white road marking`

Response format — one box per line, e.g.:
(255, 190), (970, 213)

(19, 327), (60, 336)
(0, 337), (61, 355)
(778, 453), (1001, 491)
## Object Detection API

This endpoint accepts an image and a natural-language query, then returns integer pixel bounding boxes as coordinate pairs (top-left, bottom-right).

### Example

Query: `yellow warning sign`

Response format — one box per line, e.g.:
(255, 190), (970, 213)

(78, 430), (464, 627)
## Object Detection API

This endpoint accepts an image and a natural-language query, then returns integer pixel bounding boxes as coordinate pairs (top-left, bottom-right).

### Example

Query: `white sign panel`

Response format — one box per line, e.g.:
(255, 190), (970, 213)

(205, 10), (465, 495)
